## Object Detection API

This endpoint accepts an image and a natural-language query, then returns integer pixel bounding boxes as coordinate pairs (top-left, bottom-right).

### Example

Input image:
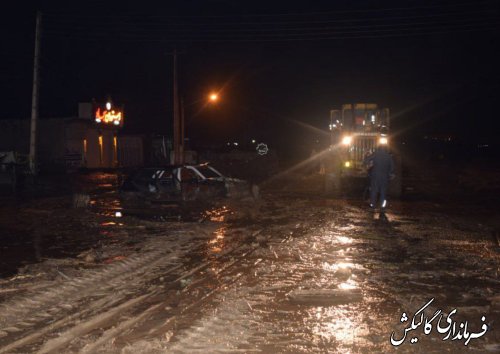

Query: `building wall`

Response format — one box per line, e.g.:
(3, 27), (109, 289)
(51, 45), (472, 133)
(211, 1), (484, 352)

(0, 118), (119, 170)
(118, 135), (144, 167)
(81, 126), (117, 168)
(38, 119), (66, 167)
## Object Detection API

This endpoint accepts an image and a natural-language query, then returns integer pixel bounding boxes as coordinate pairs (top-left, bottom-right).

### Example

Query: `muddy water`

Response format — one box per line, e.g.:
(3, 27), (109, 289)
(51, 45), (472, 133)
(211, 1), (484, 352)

(160, 197), (499, 353)
(0, 172), (232, 278)
(1, 172), (499, 353)
(0, 173), (116, 277)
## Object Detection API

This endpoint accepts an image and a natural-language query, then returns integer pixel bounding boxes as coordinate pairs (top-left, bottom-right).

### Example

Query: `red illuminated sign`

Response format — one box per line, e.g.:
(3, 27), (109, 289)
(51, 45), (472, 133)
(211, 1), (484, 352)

(95, 103), (123, 127)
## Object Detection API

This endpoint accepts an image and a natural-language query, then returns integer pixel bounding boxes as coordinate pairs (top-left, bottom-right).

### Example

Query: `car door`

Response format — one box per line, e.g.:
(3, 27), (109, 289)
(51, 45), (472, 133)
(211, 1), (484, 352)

(179, 167), (200, 201)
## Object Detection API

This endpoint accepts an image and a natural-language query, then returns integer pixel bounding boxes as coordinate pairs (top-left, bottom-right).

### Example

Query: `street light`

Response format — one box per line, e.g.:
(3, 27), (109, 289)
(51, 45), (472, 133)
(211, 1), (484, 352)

(175, 91), (221, 164)
(209, 92), (219, 102)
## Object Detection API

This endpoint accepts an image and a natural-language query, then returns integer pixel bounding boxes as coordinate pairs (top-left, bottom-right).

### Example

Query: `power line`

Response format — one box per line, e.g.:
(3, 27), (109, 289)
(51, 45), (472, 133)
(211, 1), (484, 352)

(43, 25), (499, 43)
(41, 2), (499, 44)
(43, 12), (498, 37)
(44, 18), (498, 36)
(44, 14), (498, 32)
(43, 0), (497, 19)
(44, 7), (496, 27)
(43, 15), (499, 38)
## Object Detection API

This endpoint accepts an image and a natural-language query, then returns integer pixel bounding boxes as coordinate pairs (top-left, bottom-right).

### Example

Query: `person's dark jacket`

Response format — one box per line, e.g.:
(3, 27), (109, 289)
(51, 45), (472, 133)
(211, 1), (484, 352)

(368, 148), (394, 183)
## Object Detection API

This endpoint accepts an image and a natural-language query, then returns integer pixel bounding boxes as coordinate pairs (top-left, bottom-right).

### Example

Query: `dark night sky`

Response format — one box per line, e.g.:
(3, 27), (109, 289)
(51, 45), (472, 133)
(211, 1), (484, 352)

(2, 0), (499, 155)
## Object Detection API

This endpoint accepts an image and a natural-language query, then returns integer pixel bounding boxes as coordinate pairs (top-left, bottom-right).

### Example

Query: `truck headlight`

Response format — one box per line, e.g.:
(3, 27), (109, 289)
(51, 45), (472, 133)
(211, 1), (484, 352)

(379, 137), (388, 145)
(342, 136), (352, 145)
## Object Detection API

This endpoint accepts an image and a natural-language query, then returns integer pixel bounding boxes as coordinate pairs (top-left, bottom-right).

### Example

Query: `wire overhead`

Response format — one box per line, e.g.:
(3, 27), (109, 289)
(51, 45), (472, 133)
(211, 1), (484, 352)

(42, 1), (499, 42)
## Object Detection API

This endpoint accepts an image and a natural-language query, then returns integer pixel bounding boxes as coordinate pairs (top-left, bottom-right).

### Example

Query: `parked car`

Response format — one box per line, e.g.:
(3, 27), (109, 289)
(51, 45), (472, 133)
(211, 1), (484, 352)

(120, 163), (251, 202)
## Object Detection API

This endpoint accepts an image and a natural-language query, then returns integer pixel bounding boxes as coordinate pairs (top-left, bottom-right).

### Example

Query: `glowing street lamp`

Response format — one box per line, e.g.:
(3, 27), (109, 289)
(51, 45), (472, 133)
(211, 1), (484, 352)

(209, 93), (219, 102)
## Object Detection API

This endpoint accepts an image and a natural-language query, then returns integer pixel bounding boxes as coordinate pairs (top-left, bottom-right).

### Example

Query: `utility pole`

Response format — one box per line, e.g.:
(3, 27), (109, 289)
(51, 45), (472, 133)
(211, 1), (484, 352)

(29, 11), (42, 175)
(180, 97), (185, 164)
(172, 49), (181, 165)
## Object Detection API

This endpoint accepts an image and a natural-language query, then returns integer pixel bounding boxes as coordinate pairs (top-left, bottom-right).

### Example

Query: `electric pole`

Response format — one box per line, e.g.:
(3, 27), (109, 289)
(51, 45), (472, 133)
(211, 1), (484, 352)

(180, 96), (185, 164)
(29, 11), (42, 175)
(173, 49), (181, 165)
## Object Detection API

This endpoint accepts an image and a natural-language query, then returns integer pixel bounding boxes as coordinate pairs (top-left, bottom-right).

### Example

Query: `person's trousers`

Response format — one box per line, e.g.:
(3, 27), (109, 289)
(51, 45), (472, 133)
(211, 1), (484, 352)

(370, 177), (388, 209)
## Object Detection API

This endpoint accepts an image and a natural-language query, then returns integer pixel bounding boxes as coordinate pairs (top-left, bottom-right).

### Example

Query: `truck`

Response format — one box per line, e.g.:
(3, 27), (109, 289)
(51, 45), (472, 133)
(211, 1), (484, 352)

(324, 103), (402, 197)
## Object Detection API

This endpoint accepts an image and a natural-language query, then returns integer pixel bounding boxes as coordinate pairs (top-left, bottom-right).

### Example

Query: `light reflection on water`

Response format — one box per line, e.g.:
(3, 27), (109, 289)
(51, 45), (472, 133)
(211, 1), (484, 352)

(101, 222), (116, 226)
(308, 305), (369, 349)
(335, 236), (354, 244)
(208, 227), (226, 254)
(204, 205), (230, 222)
(338, 224), (357, 232)
(338, 279), (358, 290)
(322, 261), (364, 272)
(92, 196), (124, 217)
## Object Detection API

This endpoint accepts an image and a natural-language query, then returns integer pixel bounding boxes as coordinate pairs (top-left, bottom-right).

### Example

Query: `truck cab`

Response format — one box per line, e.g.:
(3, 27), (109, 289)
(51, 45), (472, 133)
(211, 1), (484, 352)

(325, 103), (401, 196)
(330, 103), (390, 177)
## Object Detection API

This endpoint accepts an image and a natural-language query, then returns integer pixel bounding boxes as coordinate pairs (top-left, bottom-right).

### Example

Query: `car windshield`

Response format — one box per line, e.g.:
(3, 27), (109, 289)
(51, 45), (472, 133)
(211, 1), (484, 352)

(196, 166), (223, 179)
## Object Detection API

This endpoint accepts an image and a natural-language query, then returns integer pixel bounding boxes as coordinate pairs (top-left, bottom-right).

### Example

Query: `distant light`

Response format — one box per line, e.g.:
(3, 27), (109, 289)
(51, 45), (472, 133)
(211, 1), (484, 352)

(234, 142), (238, 146)
(209, 93), (218, 102)
(113, 120), (119, 126)
(95, 118), (102, 123)
(115, 211), (122, 218)
(342, 136), (352, 145)
(344, 161), (351, 168)
(371, 115), (375, 122)
(379, 137), (388, 145)
(227, 142), (230, 146)
(251, 139), (256, 144)
(106, 102), (111, 110)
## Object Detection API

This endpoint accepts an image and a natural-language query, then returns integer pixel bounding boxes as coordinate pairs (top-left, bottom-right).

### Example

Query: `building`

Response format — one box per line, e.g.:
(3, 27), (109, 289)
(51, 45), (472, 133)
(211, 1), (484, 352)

(0, 102), (144, 171)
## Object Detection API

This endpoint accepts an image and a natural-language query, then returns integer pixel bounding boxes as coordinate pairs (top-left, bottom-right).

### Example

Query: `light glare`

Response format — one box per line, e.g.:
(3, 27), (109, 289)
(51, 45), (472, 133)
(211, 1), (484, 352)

(342, 136), (352, 145)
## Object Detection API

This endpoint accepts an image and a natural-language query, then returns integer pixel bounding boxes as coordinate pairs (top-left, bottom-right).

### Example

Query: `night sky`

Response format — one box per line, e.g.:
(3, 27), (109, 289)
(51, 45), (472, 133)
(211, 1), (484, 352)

(2, 0), (499, 156)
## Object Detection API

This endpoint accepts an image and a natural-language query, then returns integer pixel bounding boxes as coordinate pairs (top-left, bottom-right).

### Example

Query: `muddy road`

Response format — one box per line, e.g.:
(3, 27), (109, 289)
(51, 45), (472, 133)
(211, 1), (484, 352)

(0, 174), (499, 353)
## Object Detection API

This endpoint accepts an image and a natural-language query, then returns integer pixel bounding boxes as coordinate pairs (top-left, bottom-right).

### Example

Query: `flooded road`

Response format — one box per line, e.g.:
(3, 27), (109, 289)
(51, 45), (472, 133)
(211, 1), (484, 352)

(0, 173), (499, 353)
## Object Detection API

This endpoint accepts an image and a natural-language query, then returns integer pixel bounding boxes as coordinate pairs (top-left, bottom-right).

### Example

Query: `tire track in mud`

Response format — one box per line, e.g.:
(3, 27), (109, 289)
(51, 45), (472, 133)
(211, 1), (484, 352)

(156, 202), (499, 353)
(0, 204), (291, 354)
(148, 219), (320, 353)
(79, 207), (314, 353)
(78, 234), (277, 353)
(9, 196), (493, 352)
(160, 224), (321, 353)
(0, 231), (211, 353)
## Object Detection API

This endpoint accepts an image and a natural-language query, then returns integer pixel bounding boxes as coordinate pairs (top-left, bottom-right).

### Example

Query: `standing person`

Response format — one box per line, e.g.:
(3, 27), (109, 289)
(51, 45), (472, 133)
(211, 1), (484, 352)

(366, 145), (394, 216)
